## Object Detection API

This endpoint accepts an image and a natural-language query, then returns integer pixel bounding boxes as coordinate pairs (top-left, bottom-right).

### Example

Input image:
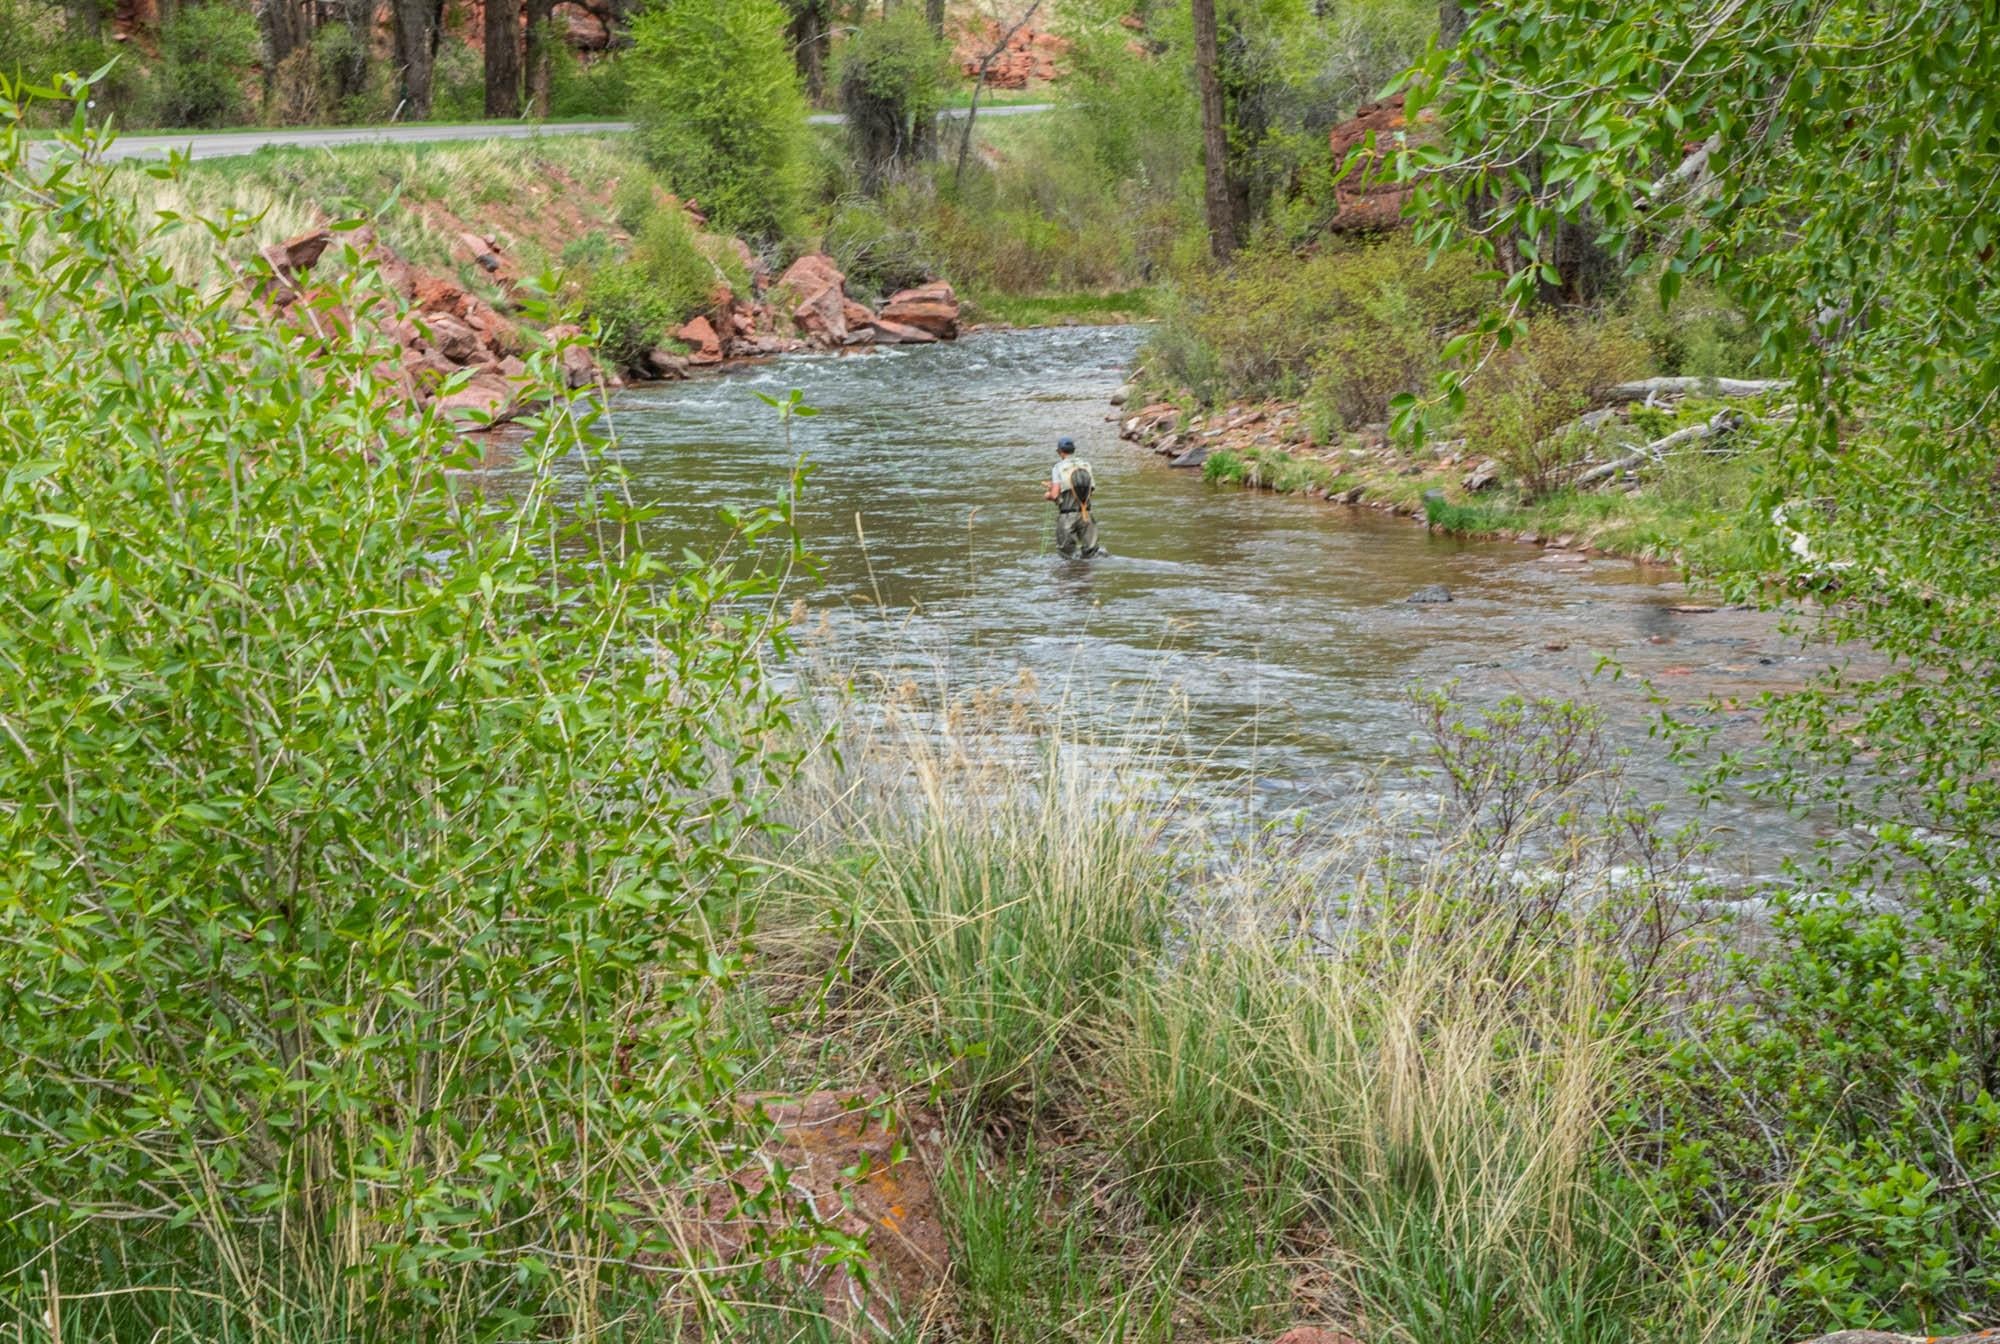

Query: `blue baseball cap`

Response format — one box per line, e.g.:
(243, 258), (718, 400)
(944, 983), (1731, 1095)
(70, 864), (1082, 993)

(1057, 437), (1076, 451)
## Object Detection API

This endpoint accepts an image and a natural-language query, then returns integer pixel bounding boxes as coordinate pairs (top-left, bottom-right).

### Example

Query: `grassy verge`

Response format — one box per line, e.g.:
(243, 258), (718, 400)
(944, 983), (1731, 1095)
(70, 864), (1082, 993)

(719, 673), (1767, 1342)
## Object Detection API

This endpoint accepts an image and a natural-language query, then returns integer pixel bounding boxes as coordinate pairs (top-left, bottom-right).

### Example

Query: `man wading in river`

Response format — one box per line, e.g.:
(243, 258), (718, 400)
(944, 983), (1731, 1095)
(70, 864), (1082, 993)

(1044, 437), (1102, 559)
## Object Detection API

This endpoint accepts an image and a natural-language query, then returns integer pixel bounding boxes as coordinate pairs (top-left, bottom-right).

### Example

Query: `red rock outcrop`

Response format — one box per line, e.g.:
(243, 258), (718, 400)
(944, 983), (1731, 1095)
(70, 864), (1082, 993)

(957, 20), (1068, 89)
(1326, 95), (1423, 234)
(675, 315), (724, 365)
(252, 210), (963, 425)
(775, 252), (852, 347)
(253, 224), (552, 428)
(881, 282), (961, 340)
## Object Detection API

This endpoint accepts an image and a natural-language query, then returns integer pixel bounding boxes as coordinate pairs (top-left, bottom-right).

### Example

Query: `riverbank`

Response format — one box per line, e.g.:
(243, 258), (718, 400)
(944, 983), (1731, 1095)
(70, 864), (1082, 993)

(1117, 392), (1773, 576)
(132, 129), (1155, 427)
(710, 672), (1752, 1341)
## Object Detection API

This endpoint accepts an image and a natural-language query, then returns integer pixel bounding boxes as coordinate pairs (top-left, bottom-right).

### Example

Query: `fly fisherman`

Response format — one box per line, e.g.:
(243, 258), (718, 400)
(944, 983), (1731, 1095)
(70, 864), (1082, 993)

(1043, 437), (1102, 559)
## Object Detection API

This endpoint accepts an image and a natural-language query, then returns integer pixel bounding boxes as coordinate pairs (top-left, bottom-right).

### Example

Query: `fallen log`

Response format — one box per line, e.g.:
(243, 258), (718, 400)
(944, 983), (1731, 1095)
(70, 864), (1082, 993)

(1603, 376), (1790, 404)
(1573, 410), (1739, 488)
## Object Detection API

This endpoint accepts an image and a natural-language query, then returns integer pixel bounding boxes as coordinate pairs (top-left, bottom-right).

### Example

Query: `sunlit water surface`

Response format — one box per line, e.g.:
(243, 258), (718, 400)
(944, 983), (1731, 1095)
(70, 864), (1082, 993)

(569, 326), (1848, 880)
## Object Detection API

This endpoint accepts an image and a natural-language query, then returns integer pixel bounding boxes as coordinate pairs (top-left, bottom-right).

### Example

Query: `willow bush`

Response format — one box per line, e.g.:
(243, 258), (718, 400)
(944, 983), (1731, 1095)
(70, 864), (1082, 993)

(626, 0), (808, 241)
(0, 84), (816, 1340)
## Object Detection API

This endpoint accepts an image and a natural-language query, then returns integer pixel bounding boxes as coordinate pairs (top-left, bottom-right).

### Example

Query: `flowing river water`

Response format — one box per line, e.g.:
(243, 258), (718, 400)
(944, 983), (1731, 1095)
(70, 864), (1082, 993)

(599, 325), (1844, 879)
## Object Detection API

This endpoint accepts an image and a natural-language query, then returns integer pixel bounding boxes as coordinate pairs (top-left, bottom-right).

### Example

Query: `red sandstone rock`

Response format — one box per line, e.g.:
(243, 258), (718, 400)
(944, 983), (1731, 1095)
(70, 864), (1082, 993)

(645, 346), (691, 379)
(556, 2), (609, 50)
(454, 230), (501, 272)
(1271, 1329), (1362, 1344)
(542, 323), (597, 386)
(791, 285), (847, 346)
(1327, 95), (1422, 233)
(434, 368), (517, 425)
(420, 312), (482, 364)
(676, 315), (724, 365)
(881, 281), (960, 339)
(261, 228), (333, 283)
(775, 252), (851, 346)
(400, 345), (459, 383)
(864, 317), (939, 345)
(689, 1092), (948, 1330)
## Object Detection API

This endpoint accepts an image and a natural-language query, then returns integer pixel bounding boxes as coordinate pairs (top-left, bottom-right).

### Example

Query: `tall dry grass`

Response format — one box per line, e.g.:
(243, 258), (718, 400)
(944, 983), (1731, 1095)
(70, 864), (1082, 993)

(732, 670), (1763, 1343)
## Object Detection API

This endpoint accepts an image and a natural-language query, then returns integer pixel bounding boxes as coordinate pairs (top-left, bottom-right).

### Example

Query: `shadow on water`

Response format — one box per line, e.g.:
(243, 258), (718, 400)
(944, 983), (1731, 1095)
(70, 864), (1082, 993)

(580, 325), (1849, 877)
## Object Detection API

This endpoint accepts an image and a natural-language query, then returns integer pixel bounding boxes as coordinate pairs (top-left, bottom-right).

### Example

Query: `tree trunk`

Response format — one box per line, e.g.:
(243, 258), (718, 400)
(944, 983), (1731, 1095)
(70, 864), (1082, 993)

(329, 0), (374, 102)
(525, 0), (554, 116)
(257, 0), (311, 105)
(788, 1), (829, 102)
(1192, 0), (1236, 261)
(392, 0), (442, 119)
(1603, 377), (1791, 404)
(485, 0), (522, 117)
(925, 0), (944, 35)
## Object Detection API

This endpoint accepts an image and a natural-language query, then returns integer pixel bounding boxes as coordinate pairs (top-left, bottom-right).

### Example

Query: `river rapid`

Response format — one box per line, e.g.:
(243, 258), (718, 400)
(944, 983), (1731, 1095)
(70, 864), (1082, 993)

(599, 325), (1843, 879)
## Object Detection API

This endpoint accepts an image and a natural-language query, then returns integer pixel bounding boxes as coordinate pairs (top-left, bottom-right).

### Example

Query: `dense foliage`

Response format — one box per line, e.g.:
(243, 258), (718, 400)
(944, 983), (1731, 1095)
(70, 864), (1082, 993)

(0, 87), (814, 1337)
(627, 0), (808, 240)
(1147, 234), (1490, 414)
(837, 6), (951, 194)
(1394, 0), (2000, 1330)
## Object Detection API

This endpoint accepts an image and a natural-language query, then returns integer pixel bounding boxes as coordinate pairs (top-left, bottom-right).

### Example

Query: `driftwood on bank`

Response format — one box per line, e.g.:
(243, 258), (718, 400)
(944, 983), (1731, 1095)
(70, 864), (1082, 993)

(1572, 410), (1740, 488)
(1602, 376), (1790, 404)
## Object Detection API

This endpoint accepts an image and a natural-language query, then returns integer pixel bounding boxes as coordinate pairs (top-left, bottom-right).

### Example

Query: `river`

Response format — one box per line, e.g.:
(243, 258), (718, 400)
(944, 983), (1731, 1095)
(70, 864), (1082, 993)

(601, 325), (1840, 877)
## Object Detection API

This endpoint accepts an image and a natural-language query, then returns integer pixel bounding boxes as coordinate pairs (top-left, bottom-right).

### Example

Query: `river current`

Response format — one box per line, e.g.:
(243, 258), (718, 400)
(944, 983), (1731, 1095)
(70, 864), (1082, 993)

(596, 325), (1841, 876)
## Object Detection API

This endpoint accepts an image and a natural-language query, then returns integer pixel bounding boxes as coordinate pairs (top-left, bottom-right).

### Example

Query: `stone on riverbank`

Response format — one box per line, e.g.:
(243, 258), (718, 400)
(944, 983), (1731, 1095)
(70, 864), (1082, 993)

(675, 315), (724, 365)
(882, 281), (962, 340)
(690, 1090), (949, 1332)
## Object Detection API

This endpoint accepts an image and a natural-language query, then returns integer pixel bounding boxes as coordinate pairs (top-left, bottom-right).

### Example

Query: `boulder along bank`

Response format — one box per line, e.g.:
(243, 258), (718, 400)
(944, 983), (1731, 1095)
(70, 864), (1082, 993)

(253, 197), (963, 433)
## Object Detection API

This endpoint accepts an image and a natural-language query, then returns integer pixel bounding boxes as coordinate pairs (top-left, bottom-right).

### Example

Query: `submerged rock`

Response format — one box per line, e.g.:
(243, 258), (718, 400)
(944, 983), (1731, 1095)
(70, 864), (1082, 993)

(1405, 584), (1454, 604)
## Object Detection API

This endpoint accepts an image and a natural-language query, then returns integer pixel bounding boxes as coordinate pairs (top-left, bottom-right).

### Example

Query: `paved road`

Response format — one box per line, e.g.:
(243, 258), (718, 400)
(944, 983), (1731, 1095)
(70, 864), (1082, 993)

(82, 103), (1055, 164)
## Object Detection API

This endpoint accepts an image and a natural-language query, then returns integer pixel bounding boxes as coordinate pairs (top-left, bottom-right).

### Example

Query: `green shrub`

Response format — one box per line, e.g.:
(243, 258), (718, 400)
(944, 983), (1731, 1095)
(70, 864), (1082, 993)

(1060, 10), (1198, 188)
(837, 6), (951, 193)
(153, 2), (257, 127)
(634, 197), (720, 312)
(1623, 277), (1762, 378)
(580, 259), (679, 369)
(1637, 876), (2000, 1333)
(561, 228), (618, 269)
(1150, 235), (1491, 405)
(0, 0), (149, 124)
(0, 86), (814, 1337)
(1456, 318), (1649, 500)
(627, 0), (807, 240)
(822, 195), (938, 301)
(430, 34), (485, 120)
(611, 167), (660, 231)
(547, 44), (628, 117)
